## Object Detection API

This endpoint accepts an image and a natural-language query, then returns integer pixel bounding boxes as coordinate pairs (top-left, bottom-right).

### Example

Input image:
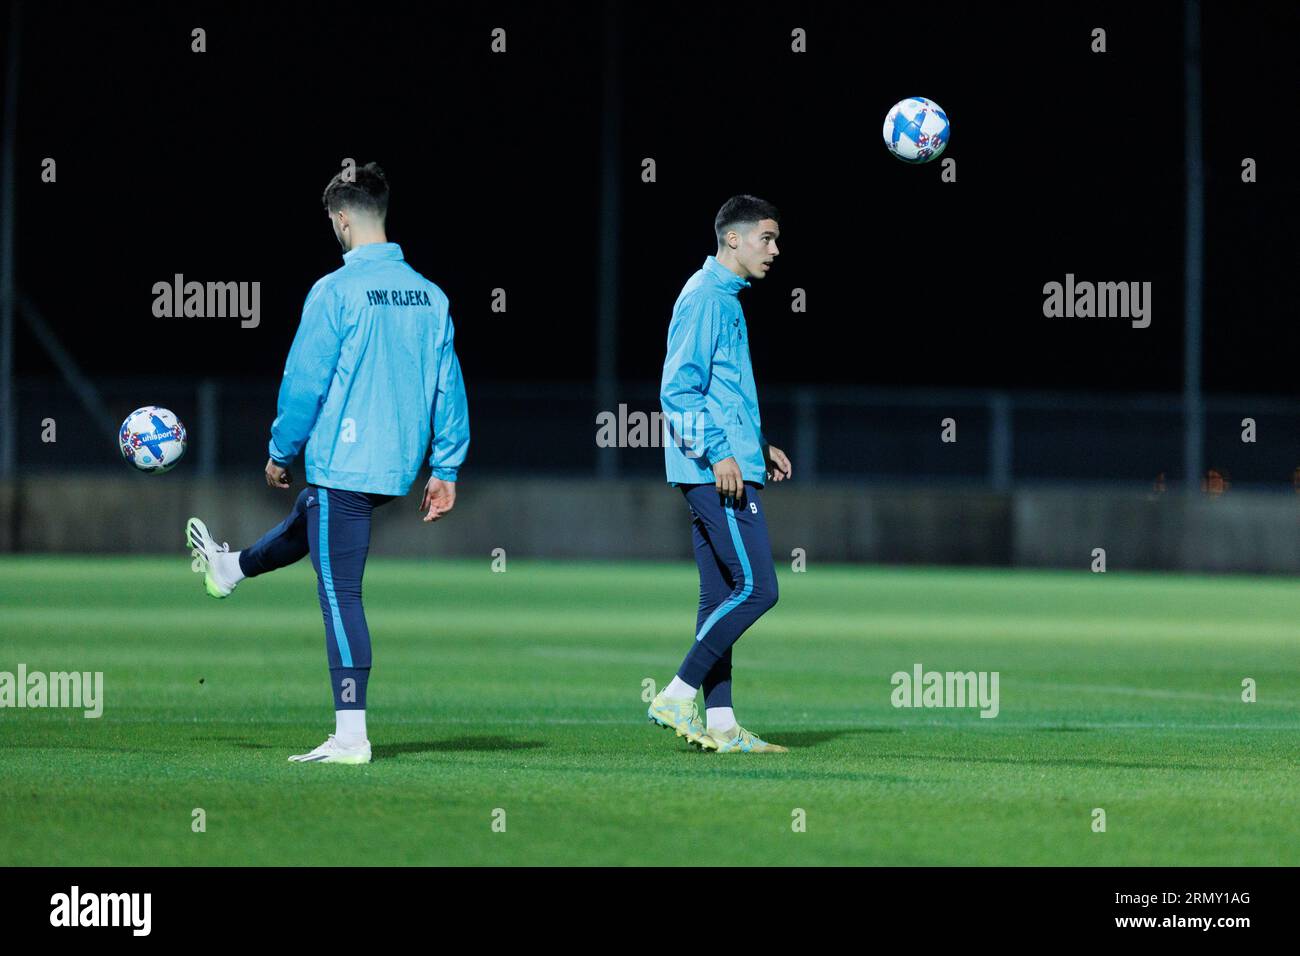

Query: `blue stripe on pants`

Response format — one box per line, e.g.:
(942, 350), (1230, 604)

(694, 505), (754, 642)
(317, 488), (353, 668)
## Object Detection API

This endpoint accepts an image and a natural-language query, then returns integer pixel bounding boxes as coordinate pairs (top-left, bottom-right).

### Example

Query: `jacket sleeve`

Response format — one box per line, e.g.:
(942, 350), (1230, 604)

(268, 280), (342, 466)
(428, 315), (470, 481)
(660, 295), (732, 464)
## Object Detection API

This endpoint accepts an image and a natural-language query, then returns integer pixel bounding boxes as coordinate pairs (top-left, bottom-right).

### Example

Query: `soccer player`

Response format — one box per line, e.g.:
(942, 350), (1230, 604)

(185, 162), (469, 764)
(647, 195), (792, 753)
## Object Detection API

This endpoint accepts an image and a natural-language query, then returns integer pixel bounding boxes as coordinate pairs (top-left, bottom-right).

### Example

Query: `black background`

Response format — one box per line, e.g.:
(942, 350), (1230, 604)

(0, 865), (1283, 939)
(6, 0), (1297, 396)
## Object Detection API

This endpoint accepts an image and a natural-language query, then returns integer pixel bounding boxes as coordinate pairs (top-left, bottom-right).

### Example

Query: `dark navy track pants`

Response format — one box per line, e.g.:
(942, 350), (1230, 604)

(675, 482), (779, 708)
(238, 485), (394, 711)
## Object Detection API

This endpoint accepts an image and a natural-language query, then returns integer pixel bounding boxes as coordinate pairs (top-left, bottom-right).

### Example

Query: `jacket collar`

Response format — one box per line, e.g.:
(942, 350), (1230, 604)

(704, 255), (750, 295)
(343, 241), (404, 264)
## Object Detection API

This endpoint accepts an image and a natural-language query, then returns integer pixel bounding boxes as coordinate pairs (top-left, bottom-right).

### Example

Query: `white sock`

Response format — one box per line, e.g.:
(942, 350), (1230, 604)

(335, 709), (367, 745)
(215, 549), (245, 587)
(663, 676), (697, 700)
(706, 707), (736, 732)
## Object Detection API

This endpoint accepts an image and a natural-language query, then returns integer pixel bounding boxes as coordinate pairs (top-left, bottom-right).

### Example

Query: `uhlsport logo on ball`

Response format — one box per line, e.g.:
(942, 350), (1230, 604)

(882, 96), (950, 164)
(118, 406), (187, 474)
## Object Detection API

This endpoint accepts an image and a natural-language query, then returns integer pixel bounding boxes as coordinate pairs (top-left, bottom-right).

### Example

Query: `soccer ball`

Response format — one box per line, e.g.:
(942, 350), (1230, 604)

(882, 96), (950, 164)
(119, 406), (187, 474)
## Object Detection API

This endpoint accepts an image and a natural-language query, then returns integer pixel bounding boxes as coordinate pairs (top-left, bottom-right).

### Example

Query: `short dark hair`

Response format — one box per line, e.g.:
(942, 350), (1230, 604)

(714, 194), (780, 245)
(322, 161), (390, 218)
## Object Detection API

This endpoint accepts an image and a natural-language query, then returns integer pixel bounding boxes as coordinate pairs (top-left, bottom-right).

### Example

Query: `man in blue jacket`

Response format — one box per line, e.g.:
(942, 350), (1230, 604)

(648, 195), (792, 754)
(185, 162), (469, 765)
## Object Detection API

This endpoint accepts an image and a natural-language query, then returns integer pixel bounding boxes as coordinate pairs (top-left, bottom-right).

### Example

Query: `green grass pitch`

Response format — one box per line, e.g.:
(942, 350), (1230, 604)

(1, 556), (1296, 866)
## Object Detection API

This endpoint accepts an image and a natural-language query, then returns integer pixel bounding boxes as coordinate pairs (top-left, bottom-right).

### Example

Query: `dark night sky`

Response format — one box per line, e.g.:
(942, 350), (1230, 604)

(7, 0), (1298, 397)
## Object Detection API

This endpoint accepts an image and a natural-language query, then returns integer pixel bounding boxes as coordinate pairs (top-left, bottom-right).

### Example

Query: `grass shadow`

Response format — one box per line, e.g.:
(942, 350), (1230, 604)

(880, 752), (1228, 772)
(375, 736), (545, 758)
(1039, 726), (1095, 733)
(191, 736), (275, 750)
(758, 727), (903, 748)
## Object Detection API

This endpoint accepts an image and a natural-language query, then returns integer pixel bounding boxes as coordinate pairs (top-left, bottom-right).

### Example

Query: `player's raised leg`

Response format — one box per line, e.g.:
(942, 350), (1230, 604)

(185, 485), (314, 598)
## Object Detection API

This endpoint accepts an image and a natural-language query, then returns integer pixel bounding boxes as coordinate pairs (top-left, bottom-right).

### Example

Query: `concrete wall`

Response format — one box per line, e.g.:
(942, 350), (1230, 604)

(0, 477), (1296, 572)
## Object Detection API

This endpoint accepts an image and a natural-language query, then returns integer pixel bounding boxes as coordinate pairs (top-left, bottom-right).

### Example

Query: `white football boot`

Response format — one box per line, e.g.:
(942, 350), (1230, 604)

(186, 517), (241, 598)
(288, 734), (372, 765)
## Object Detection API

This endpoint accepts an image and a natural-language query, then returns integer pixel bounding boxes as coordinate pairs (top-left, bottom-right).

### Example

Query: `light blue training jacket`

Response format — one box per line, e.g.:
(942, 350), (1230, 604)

(268, 242), (469, 497)
(660, 255), (768, 487)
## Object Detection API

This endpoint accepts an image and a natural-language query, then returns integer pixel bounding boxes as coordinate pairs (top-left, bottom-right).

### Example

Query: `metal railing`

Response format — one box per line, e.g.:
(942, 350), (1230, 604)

(12, 378), (1300, 492)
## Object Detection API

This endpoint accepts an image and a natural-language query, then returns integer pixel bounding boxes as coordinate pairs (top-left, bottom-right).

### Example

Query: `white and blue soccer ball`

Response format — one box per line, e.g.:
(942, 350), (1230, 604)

(882, 96), (950, 164)
(119, 406), (187, 474)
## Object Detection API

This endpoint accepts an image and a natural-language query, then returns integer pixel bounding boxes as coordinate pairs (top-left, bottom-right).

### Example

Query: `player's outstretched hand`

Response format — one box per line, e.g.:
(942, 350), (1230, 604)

(765, 445), (792, 482)
(713, 456), (743, 502)
(265, 458), (292, 488)
(421, 477), (456, 523)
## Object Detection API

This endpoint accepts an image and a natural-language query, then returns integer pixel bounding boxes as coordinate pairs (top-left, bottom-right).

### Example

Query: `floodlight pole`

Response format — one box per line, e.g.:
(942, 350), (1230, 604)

(1183, 0), (1205, 494)
(0, 3), (21, 481)
(594, 0), (621, 479)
